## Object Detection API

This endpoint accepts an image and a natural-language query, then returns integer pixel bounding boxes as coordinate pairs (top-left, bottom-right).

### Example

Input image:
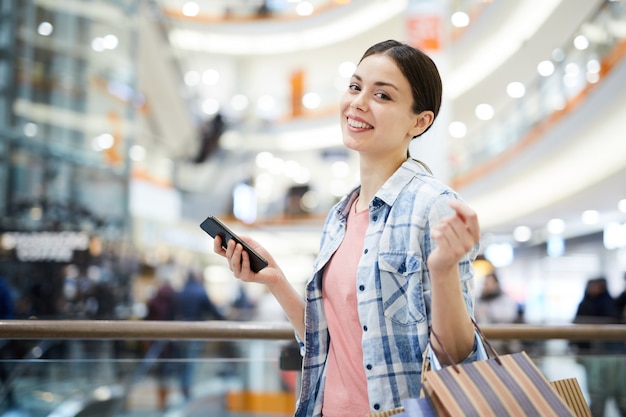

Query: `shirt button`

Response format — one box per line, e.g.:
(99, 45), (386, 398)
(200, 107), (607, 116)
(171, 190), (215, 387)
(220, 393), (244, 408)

(363, 325), (368, 331)
(359, 285), (365, 291)
(373, 215), (378, 221)
(374, 404), (380, 410)
(366, 364), (372, 370)
(364, 248), (368, 254)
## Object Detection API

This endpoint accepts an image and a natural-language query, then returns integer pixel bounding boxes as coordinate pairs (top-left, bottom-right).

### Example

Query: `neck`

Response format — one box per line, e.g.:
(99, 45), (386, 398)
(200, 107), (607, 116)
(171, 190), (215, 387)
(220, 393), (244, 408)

(358, 153), (406, 206)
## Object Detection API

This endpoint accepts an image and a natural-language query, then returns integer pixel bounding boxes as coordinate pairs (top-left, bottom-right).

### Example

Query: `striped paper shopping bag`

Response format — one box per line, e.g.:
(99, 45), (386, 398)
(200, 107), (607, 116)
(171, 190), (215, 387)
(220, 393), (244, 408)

(421, 350), (576, 417)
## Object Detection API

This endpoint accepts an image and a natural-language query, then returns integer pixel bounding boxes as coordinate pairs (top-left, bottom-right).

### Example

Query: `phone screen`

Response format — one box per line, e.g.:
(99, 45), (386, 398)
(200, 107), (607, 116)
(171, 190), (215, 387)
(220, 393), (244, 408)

(200, 216), (268, 272)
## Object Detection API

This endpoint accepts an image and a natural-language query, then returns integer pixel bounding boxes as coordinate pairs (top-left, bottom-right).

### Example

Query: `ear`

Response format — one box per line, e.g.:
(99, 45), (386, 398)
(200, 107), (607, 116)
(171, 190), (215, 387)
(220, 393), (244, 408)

(409, 110), (434, 138)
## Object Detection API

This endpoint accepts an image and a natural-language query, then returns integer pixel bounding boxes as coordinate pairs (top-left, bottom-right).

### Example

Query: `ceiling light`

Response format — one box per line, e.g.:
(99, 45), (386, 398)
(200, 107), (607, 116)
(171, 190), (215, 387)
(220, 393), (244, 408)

(182, 2), (199, 17)
(565, 62), (580, 76)
(202, 98), (220, 115)
(451, 11), (470, 28)
(202, 69), (220, 85)
(103, 34), (118, 50)
(296, 2), (314, 16)
(37, 22), (53, 36)
(513, 226), (532, 242)
(92, 133), (114, 151)
(618, 199), (626, 213)
(547, 218), (565, 235)
(603, 222), (626, 250)
(184, 71), (200, 86)
(573, 35), (589, 50)
(255, 151), (274, 169)
(537, 60), (555, 77)
(475, 104), (494, 121)
(581, 210), (599, 225)
(129, 145), (146, 162)
(448, 121), (467, 138)
(586, 72), (600, 84)
(506, 82), (526, 98)
(91, 37), (105, 52)
(587, 59), (601, 73)
(23, 122), (38, 137)
(563, 63), (581, 88)
(302, 92), (321, 109)
(552, 48), (565, 62)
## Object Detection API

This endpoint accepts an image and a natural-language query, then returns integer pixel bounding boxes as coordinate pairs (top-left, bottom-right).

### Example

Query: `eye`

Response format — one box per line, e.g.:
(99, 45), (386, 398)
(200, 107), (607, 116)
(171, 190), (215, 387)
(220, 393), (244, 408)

(375, 92), (391, 101)
(348, 83), (361, 92)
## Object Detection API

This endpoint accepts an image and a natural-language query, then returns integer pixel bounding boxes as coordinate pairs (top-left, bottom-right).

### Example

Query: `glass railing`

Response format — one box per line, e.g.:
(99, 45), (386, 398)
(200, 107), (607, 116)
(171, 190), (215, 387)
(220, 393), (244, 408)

(1, 338), (298, 416)
(1, 320), (625, 416)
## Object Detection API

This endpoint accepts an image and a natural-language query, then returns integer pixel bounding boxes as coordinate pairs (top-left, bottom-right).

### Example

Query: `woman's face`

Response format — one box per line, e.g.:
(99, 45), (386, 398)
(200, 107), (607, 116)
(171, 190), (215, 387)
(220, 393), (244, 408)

(339, 54), (428, 158)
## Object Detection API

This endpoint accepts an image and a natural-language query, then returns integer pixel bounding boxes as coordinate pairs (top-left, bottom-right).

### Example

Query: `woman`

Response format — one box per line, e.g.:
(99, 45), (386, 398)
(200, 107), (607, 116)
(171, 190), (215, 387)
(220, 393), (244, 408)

(214, 39), (483, 417)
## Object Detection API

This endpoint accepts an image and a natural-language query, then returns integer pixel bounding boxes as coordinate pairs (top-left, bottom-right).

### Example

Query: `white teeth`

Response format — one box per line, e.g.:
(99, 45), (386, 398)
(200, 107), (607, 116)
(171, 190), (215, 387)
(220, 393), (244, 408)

(347, 118), (372, 129)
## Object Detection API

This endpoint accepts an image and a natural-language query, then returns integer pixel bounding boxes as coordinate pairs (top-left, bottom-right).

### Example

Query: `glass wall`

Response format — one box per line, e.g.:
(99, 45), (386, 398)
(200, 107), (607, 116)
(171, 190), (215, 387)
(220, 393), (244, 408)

(0, 0), (141, 321)
(0, 0), (138, 232)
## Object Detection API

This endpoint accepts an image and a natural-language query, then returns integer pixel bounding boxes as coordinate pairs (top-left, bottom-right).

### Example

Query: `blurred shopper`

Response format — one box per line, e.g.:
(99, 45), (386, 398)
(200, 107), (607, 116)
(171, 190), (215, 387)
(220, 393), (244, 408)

(229, 283), (256, 321)
(616, 272), (626, 324)
(213, 39), (484, 416)
(475, 272), (522, 354)
(145, 276), (180, 411)
(177, 269), (226, 400)
(0, 275), (14, 320)
(572, 276), (626, 417)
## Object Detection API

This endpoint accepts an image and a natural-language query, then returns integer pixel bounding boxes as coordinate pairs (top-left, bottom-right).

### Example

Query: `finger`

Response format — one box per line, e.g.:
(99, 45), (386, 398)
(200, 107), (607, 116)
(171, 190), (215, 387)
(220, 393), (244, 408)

(240, 247), (252, 273)
(213, 235), (224, 255)
(448, 200), (471, 221)
(230, 242), (243, 275)
(449, 200), (480, 241)
(225, 238), (236, 258)
(433, 217), (473, 258)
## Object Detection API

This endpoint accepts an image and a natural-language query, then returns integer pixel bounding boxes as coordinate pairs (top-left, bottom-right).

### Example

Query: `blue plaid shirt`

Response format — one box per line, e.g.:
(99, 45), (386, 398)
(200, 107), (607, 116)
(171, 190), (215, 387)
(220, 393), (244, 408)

(294, 159), (481, 416)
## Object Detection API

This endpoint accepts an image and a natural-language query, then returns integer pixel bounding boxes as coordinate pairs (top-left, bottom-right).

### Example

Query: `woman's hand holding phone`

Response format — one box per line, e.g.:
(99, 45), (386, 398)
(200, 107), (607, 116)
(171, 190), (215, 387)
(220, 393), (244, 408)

(200, 216), (268, 273)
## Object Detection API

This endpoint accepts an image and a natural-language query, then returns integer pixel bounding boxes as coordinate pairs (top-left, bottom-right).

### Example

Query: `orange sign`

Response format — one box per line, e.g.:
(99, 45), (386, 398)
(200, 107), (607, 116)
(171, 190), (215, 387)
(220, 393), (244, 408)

(406, 15), (441, 51)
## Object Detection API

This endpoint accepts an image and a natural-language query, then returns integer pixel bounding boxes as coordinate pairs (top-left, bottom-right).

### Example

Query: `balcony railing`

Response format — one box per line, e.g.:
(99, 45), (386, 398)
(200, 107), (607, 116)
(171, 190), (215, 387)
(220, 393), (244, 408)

(1, 319), (626, 341)
(1, 320), (625, 417)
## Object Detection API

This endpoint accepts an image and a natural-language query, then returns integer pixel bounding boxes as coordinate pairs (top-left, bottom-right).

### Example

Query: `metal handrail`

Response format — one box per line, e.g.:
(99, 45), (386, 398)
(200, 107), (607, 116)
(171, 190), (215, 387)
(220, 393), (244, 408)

(0, 320), (625, 341)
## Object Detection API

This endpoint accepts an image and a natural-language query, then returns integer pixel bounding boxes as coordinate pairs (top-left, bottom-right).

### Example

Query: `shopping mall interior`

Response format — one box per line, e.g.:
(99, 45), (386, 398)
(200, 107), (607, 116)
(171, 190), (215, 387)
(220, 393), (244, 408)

(1, 0), (625, 416)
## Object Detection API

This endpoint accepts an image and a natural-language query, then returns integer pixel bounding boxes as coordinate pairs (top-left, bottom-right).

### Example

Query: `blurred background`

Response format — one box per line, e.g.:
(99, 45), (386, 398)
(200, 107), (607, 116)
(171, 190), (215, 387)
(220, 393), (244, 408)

(1, 0), (626, 414)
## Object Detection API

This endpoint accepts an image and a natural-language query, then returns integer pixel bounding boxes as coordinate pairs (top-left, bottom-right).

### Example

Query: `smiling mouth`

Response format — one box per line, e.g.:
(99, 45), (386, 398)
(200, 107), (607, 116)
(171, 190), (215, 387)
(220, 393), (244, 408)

(347, 117), (373, 129)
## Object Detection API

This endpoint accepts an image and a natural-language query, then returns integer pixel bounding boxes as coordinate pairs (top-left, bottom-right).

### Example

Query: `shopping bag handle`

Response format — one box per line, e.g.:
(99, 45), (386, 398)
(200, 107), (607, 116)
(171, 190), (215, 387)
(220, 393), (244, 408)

(429, 319), (502, 373)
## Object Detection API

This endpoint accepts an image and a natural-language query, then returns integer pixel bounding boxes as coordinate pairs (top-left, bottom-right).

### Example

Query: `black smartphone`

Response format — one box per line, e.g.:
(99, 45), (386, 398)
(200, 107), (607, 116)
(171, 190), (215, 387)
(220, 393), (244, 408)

(200, 216), (269, 273)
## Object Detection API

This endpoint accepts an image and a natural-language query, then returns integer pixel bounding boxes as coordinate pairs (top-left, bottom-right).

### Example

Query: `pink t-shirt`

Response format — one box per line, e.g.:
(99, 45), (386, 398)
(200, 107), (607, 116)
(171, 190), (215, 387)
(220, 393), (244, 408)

(321, 200), (370, 416)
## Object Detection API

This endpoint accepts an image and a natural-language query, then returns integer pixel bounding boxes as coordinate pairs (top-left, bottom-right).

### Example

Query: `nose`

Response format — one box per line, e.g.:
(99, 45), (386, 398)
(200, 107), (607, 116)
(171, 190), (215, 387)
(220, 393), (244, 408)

(350, 91), (368, 112)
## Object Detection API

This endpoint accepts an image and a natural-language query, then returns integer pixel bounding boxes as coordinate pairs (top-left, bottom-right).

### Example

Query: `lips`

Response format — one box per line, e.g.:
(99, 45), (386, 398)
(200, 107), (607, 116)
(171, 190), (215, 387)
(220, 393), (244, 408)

(347, 116), (373, 129)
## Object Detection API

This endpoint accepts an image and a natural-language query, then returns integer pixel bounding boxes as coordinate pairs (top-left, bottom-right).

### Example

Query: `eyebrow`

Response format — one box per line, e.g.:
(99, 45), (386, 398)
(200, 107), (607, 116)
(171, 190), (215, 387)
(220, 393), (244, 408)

(352, 74), (399, 91)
